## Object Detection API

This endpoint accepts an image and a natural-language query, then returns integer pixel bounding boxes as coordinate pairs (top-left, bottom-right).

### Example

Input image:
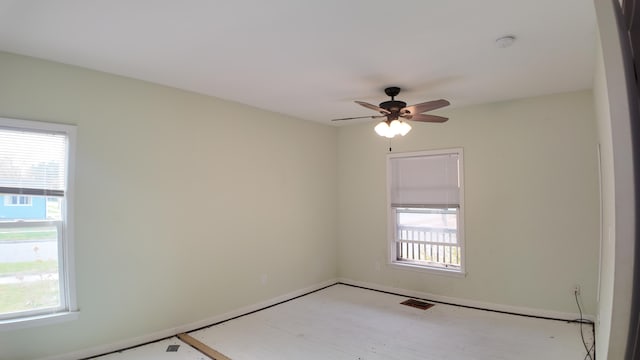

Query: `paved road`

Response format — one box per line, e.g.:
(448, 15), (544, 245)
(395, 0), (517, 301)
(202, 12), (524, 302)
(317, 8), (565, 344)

(0, 273), (58, 285)
(0, 239), (57, 262)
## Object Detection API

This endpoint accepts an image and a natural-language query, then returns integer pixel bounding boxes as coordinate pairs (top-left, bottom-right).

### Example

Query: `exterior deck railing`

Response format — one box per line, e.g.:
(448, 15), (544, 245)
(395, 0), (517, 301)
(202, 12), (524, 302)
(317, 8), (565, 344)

(396, 225), (460, 268)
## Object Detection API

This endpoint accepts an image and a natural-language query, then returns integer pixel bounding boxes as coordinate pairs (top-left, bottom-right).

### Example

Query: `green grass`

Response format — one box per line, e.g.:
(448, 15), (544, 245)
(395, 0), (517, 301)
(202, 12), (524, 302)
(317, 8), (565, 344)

(0, 228), (57, 242)
(0, 260), (59, 315)
(0, 280), (60, 314)
(0, 260), (58, 277)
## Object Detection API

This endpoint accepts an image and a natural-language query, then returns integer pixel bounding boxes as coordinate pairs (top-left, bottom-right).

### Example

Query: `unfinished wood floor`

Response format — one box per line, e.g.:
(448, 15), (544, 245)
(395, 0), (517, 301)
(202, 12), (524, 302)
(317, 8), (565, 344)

(94, 284), (594, 360)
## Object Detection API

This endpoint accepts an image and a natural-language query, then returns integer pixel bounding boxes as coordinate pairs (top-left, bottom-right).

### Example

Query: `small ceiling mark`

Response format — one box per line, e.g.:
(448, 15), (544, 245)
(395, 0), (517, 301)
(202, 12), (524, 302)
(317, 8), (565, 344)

(495, 35), (516, 48)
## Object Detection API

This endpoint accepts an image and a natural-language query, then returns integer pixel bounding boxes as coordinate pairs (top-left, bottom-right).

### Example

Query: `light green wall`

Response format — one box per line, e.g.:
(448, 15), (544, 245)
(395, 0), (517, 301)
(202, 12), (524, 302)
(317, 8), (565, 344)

(0, 52), (338, 360)
(0, 50), (603, 360)
(338, 90), (600, 315)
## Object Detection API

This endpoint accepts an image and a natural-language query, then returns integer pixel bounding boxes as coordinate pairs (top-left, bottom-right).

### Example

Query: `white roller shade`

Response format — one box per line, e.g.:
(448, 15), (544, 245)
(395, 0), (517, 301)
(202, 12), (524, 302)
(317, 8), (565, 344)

(389, 153), (460, 207)
(0, 126), (67, 197)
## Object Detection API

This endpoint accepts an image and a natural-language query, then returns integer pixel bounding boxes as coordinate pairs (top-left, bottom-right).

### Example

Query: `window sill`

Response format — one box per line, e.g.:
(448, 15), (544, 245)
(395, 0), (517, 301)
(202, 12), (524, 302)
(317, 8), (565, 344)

(0, 310), (79, 331)
(389, 261), (467, 278)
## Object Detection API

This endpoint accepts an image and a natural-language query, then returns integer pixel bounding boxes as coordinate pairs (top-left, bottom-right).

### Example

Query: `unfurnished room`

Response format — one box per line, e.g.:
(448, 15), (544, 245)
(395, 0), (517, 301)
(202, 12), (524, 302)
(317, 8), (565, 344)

(0, 1), (638, 359)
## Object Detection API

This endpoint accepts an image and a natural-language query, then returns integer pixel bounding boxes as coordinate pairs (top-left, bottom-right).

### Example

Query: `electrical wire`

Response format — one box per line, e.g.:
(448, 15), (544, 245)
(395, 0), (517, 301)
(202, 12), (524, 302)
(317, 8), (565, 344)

(575, 289), (595, 360)
(584, 343), (595, 360)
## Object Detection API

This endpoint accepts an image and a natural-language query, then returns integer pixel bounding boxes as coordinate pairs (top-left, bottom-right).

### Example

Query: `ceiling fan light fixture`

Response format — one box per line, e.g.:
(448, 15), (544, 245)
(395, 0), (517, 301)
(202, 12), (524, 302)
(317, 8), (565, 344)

(389, 119), (402, 133)
(336, 87), (449, 139)
(399, 121), (412, 136)
(374, 119), (411, 138)
(375, 121), (390, 137)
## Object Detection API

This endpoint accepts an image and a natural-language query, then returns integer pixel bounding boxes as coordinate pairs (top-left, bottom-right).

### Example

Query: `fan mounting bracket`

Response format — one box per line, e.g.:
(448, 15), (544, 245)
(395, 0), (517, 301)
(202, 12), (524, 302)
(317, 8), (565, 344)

(384, 87), (401, 99)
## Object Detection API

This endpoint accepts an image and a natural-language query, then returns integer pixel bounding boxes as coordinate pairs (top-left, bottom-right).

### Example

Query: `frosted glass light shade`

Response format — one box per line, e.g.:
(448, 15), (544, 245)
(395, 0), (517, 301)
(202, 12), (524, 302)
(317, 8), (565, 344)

(389, 119), (401, 134)
(399, 121), (412, 136)
(375, 121), (390, 137)
(374, 119), (412, 138)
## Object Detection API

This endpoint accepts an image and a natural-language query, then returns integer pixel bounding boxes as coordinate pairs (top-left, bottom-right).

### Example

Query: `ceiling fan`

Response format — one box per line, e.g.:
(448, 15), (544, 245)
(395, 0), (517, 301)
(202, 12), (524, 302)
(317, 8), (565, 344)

(332, 87), (450, 138)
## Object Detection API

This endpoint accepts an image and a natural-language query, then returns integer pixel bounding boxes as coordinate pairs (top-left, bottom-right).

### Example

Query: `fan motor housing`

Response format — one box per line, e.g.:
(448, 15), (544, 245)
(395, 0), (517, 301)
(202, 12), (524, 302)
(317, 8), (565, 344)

(379, 100), (407, 113)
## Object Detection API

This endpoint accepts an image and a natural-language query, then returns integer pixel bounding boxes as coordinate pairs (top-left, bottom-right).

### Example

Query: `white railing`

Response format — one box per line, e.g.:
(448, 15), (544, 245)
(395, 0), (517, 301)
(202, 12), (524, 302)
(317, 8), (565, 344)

(396, 225), (460, 268)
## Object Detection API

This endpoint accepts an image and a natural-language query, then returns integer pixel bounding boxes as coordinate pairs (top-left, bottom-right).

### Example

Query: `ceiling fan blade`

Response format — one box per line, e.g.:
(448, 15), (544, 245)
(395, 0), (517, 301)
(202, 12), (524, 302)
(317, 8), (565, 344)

(402, 99), (450, 115)
(331, 115), (386, 122)
(404, 114), (449, 123)
(355, 101), (391, 114)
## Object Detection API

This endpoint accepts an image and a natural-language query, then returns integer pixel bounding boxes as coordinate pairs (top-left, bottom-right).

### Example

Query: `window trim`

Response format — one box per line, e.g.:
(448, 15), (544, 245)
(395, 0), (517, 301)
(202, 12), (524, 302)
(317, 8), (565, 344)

(0, 117), (78, 329)
(4, 195), (33, 206)
(386, 148), (466, 276)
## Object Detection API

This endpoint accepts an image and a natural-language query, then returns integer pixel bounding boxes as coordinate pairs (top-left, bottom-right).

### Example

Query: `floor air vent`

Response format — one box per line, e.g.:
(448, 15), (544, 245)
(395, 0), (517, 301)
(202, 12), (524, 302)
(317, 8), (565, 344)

(166, 344), (180, 352)
(401, 299), (434, 310)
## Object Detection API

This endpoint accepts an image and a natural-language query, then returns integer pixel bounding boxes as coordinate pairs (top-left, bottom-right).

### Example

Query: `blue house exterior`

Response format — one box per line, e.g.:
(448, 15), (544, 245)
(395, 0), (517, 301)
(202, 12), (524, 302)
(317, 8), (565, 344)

(0, 195), (47, 220)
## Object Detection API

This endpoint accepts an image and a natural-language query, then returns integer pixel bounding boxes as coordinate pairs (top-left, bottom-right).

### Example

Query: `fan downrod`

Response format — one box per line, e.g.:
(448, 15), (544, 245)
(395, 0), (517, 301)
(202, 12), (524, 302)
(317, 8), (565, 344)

(380, 87), (406, 113)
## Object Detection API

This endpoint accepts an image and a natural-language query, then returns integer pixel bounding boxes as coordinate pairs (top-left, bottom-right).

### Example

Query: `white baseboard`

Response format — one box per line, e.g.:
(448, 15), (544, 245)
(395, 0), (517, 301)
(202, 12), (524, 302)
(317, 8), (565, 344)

(337, 278), (595, 322)
(39, 278), (338, 360)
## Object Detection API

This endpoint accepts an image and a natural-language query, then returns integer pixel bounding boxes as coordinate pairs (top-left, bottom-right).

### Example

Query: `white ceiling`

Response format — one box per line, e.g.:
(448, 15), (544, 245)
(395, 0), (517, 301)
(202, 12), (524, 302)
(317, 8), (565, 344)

(0, 0), (596, 124)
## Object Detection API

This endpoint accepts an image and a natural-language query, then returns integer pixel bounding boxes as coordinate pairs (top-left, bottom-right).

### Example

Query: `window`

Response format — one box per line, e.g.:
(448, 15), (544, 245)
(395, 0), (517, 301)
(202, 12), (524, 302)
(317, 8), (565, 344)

(4, 195), (32, 206)
(387, 149), (464, 274)
(0, 117), (77, 328)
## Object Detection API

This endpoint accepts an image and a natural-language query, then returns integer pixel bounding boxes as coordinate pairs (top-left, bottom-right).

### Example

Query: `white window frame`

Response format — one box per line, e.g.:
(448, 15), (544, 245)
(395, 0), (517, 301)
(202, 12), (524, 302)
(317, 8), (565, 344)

(0, 117), (78, 330)
(387, 148), (465, 276)
(4, 195), (32, 206)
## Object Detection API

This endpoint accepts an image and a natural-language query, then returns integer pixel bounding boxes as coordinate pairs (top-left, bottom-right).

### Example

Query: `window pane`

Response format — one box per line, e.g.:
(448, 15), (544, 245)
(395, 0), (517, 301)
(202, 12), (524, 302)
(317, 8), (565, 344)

(0, 224), (60, 315)
(0, 128), (67, 192)
(395, 207), (460, 268)
(0, 194), (62, 316)
(397, 208), (457, 230)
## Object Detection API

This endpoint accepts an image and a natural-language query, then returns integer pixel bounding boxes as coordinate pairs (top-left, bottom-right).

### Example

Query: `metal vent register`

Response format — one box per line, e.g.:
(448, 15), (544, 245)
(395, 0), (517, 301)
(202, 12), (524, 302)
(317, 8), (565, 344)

(166, 344), (180, 352)
(401, 299), (434, 310)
